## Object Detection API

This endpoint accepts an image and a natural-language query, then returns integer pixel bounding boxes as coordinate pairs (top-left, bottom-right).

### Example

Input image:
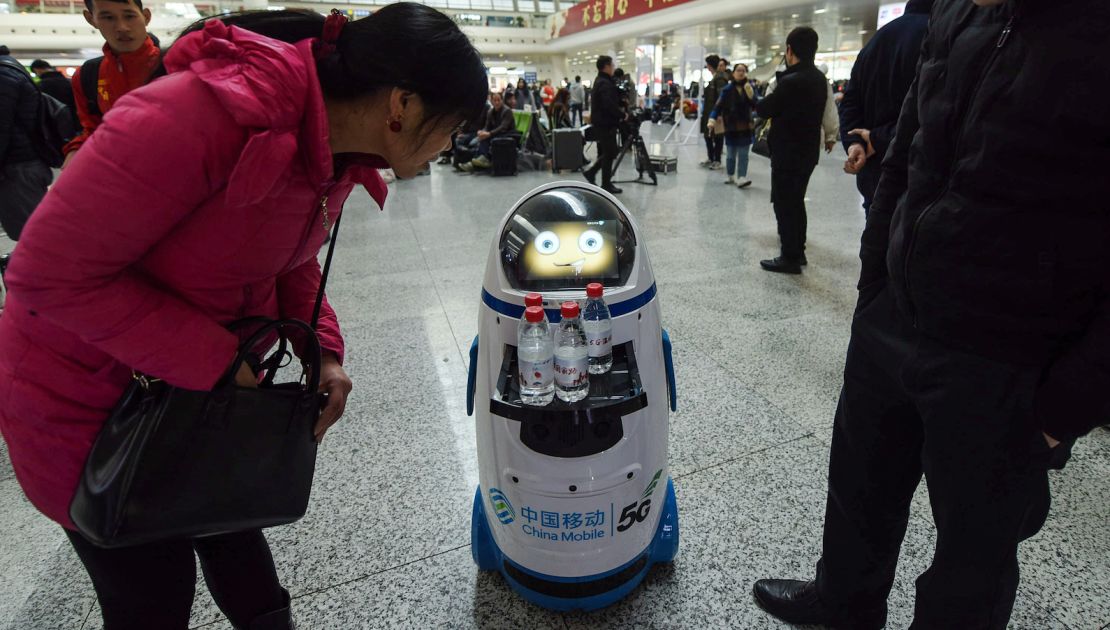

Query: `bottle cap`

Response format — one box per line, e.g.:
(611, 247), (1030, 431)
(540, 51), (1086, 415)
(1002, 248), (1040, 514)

(560, 301), (580, 318)
(524, 292), (543, 307)
(524, 305), (545, 323)
(586, 283), (603, 298)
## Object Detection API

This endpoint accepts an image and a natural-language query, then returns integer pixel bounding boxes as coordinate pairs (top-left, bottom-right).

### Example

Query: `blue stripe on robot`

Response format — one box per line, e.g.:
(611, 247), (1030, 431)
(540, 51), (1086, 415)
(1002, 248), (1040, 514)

(489, 488), (516, 525)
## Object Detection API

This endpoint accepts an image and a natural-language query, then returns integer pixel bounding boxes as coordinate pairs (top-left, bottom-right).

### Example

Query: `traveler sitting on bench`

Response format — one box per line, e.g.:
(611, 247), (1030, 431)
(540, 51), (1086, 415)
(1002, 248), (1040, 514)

(459, 91), (516, 172)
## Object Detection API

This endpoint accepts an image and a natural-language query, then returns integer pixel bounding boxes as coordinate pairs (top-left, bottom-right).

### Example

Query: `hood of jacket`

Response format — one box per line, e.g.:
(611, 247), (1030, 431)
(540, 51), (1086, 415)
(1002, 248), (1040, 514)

(164, 21), (387, 209)
(905, 0), (934, 14)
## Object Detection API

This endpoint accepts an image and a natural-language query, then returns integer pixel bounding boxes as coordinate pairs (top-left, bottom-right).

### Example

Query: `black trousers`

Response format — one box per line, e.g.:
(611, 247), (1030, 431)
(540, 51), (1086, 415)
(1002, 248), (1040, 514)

(570, 103), (583, 126)
(815, 285), (1068, 629)
(856, 161), (882, 217)
(585, 126), (619, 186)
(770, 166), (815, 260)
(703, 132), (723, 162)
(0, 160), (52, 241)
(66, 528), (286, 630)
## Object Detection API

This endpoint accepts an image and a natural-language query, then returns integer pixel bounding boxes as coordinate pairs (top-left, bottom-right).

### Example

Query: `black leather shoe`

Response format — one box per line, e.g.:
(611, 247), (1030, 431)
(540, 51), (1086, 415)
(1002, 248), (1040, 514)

(760, 257), (802, 274)
(602, 184), (623, 195)
(248, 588), (295, 630)
(0, 253), (9, 278)
(583, 170), (597, 186)
(753, 580), (887, 630)
(800, 254), (808, 266)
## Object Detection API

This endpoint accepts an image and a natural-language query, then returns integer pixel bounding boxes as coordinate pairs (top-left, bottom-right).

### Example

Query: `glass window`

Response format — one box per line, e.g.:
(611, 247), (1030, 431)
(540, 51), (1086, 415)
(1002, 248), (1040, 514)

(537, 0), (555, 12)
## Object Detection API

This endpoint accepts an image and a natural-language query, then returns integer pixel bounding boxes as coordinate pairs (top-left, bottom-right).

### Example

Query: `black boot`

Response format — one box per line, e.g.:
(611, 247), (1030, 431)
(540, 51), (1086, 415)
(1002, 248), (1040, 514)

(602, 183), (623, 195)
(247, 588), (295, 630)
(583, 168), (597, 186)
(752, 580), (886, 629)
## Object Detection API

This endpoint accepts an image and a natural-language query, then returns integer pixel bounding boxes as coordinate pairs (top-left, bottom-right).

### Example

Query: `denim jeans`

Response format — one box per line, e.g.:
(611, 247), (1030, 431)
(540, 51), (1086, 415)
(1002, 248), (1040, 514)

(725, 140), (750, 178)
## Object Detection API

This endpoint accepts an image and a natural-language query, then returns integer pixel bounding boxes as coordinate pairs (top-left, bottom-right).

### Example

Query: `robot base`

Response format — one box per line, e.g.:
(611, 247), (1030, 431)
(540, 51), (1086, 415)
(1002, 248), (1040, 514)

(471, 478), (679, 612)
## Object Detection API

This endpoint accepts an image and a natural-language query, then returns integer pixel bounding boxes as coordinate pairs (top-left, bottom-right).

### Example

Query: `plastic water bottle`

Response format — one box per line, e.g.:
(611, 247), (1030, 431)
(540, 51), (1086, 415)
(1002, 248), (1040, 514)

(554, 301), (589, 403)
(517, 292), (547, 340)
(583, 283), (613, 374)
(517, 306), (555, 406)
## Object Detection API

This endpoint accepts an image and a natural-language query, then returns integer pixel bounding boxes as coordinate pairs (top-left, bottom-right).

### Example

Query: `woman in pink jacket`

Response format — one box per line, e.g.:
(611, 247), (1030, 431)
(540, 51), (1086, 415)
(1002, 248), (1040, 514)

(0, 5), (486, 629)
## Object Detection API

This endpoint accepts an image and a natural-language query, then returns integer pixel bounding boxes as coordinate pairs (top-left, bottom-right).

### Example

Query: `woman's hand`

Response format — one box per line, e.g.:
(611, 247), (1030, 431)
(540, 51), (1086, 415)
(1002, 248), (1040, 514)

(315, 354), (352, 442)
(234, 362), (258, 388)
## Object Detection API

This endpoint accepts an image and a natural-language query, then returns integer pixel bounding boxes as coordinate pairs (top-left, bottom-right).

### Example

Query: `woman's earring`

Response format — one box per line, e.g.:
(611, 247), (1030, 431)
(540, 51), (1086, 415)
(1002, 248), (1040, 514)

(388, 119), (403, 133)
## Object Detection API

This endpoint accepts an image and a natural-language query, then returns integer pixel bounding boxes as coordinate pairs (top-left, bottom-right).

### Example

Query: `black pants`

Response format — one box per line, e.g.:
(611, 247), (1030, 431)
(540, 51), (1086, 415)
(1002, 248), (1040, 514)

(570, 103), (583, 126)
(703, 132), (723, 162)
(770, 166), (815, 260)
(814, 285), (1068, 629)
(66, 528), (286, 630)
(856, 161), (882, 217)
(585, 126), (619, 186)
(0, 160), (52, 241)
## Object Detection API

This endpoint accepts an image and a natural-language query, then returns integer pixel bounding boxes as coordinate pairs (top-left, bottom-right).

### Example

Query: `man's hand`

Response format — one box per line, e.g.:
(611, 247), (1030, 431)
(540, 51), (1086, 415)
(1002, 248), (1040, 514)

(476, 130), (491, 141)
(315, 354), (352, 442)
(707, 118), (716, 131)
(847, 128), (875, 157)
(845, 143), (868, 174)
(825, 140), (837, 153)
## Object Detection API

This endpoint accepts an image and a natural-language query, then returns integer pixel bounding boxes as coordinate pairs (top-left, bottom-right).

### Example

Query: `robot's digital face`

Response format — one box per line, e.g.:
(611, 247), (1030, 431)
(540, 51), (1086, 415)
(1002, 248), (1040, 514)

(522, 221), (617, 281)
(500, 186), (636, 291)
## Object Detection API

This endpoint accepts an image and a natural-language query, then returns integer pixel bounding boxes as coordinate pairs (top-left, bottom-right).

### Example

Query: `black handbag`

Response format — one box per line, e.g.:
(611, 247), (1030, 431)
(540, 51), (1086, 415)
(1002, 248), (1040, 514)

(69, 213), (344, 548)
(752, 118), (771, 158)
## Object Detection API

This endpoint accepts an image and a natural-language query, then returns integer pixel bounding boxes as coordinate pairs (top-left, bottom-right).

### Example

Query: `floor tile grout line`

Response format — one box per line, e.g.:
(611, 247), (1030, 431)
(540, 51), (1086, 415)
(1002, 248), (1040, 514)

(670, 433), (817, 483)
(398, 194), (471, 377)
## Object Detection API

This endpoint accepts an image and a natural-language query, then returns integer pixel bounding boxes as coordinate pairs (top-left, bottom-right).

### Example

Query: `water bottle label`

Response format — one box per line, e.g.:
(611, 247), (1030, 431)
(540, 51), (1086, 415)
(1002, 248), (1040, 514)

(555, 356), (588, 388)
(519, 356), (554, 389)
(584, 322), (612, 358)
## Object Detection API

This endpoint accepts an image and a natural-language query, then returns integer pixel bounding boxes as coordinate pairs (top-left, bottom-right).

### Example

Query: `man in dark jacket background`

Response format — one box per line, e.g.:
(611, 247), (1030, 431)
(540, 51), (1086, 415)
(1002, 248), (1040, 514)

(0, 46), (53, 242)
(583, 55), (623, 195)
(458, 91), (514, 172)
(30, 59), (78, 128)
(755, 1), (1110, 627)
(754, 27), (828, 274)
(699, 55), (728, 169)
(840, 0), (933, 215)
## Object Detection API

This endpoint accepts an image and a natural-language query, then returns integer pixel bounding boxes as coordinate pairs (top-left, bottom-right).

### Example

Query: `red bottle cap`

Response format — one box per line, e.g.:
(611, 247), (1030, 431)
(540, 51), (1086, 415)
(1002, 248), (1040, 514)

(586, 283), (604, 298)
(525, 292), (543, 307)
(524, 306), (545, 323)
(560, 301), (580, 318)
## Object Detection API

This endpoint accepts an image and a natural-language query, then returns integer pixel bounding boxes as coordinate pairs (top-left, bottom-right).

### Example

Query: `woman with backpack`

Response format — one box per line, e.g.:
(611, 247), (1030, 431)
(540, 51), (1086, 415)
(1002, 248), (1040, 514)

(708, 63), (757, 188)
(0, 5), (486, 629)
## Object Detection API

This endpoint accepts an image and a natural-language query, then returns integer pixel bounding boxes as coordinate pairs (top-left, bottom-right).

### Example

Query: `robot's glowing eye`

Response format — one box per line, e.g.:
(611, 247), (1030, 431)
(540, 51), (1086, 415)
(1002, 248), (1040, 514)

(534, 231), (560, 255)
(578, 230), (604, 254)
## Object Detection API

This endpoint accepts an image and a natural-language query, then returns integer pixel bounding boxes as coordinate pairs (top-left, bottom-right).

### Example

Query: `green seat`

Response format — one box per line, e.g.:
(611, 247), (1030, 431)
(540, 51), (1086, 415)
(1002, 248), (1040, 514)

(512, 111), (534, 148)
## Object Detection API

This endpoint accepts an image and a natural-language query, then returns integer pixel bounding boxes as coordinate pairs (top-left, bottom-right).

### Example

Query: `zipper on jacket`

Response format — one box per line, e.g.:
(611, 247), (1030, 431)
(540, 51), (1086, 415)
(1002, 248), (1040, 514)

(901, 11), (1017, 328)
(278, 179), (340, 277)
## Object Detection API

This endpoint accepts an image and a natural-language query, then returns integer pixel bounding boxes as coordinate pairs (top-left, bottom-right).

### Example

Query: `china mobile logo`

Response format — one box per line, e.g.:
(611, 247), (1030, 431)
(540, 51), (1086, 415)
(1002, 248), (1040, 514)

(489, 488), (516, 525)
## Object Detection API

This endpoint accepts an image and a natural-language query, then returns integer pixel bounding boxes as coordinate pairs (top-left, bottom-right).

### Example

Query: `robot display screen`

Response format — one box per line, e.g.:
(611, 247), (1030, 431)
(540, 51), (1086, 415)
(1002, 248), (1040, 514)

(500, 187), (636, 291)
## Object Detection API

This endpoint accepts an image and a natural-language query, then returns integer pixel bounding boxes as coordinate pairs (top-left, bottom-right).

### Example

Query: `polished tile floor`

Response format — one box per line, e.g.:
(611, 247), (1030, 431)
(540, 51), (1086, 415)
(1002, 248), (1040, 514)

(1, 123), (1108, 629)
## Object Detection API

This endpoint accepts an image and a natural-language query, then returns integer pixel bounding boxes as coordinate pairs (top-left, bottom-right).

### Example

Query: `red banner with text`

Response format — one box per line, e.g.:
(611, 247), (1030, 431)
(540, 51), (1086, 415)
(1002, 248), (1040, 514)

(552, 0), (699, 38)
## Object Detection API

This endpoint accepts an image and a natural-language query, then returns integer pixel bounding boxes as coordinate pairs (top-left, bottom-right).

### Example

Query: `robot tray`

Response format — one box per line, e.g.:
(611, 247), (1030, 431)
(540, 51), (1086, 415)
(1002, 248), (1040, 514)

(491, 341), (648, 458)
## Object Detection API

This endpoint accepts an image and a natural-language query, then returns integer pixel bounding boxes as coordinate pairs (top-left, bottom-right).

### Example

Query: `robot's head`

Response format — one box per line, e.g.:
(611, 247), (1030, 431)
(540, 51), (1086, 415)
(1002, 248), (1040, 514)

(500, 186), (636, 291)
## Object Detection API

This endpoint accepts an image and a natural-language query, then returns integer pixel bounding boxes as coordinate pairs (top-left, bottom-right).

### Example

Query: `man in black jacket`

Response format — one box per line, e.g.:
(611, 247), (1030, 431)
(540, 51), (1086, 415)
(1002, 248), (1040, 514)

(459, 91), (515, 172)
(0, 47), (53, 242)
(755, 1), (1110, 627)
(30, 59), (78, 128)
(583, 55), (623, 195)
(840, 0), (932, 215)
(754, 27), (828, 274)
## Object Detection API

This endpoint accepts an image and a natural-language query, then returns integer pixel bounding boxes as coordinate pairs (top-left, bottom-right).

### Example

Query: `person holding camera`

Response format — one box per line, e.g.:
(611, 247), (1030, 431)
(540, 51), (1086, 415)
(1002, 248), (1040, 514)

(583, 55), (623, 195)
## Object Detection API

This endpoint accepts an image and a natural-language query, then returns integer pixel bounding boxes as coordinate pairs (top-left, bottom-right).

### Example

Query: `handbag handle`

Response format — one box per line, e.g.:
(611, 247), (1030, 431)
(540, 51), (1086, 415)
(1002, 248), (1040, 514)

(226, 319), (323, 394)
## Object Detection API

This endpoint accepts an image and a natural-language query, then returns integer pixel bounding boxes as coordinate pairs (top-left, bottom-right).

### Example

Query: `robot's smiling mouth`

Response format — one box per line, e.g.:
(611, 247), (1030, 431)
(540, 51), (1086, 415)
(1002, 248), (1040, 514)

(554, 259), (587, 269)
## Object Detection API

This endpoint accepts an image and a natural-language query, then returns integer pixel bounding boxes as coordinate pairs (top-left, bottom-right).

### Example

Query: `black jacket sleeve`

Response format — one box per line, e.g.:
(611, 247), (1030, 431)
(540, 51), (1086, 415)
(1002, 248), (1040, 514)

(0, 73), (18, 165)
(486, 107), (514, 137)
(839, 53), (868, 151)
(754, 79), (786, 119)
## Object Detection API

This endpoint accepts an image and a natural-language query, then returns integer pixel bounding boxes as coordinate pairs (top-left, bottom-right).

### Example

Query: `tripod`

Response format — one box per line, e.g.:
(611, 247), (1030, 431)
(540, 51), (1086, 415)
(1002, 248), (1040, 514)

(611, 125), (658, 185)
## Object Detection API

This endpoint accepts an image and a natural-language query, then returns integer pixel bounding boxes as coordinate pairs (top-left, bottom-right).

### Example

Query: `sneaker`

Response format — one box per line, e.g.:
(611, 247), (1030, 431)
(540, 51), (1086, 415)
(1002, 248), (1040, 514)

(457, 161), (476, 173)
(698, 159), (713, 168)
(471, 155), (491, 169)
(736, 177), (752, 188)
(708, 161), (723, 170)
(725, 176), (736, 185)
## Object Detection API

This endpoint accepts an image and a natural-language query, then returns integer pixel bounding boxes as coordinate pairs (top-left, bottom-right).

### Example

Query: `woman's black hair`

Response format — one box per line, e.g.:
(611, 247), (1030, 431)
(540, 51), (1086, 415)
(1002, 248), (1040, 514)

(178, 4), (488, 133)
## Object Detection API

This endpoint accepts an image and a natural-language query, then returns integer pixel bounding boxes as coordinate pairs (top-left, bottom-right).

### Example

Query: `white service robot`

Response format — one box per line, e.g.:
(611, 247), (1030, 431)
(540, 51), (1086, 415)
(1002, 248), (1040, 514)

(466, 182), (679, 611)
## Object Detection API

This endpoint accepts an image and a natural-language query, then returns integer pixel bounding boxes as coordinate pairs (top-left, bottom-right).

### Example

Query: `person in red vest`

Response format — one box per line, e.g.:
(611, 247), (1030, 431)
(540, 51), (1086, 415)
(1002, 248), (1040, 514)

(64, 0), (161, 167)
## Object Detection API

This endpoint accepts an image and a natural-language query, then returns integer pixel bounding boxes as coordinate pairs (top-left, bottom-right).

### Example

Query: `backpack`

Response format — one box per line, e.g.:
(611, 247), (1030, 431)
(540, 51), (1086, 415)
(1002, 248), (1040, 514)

(0, 58), (78, 168)
(80, 57), (103, 118)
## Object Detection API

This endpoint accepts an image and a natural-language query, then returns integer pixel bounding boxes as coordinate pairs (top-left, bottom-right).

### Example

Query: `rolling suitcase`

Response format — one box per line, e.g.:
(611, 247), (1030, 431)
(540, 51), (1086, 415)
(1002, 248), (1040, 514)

(551, 128), (584, 172)
(491, 136), (518, 176)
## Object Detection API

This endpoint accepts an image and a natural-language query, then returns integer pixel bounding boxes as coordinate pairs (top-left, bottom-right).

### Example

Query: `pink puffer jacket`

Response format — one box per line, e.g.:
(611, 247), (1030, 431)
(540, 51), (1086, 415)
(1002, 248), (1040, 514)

(0, 21), (387, 528)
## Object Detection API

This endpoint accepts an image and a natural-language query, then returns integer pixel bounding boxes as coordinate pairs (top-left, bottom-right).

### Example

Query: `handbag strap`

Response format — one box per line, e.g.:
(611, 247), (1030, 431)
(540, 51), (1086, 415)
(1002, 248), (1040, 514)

(310, 206), (342, 330)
